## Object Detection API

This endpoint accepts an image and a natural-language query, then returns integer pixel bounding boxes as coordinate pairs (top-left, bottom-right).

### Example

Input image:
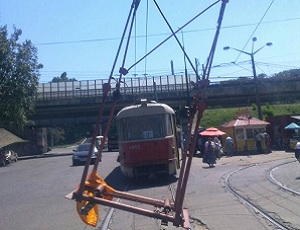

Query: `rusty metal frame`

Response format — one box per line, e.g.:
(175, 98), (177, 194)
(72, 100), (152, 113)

(67, 0), (229, 228)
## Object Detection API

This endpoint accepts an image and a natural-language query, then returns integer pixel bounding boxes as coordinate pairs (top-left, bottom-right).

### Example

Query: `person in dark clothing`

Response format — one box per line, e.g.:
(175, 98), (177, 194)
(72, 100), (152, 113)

(255, 131), (263, 154)
(225, 136), (234, 157)
(263, 131), (272, 153)
(203, 137), (216, 167)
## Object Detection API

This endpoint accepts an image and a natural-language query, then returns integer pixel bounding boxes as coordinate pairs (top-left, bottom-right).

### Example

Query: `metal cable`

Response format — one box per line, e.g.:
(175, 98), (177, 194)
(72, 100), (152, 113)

(153, 0), (199, 78)
(78, 0), (138, 194)
(234, 0), (275, 62)
(127, 0), (221, 72)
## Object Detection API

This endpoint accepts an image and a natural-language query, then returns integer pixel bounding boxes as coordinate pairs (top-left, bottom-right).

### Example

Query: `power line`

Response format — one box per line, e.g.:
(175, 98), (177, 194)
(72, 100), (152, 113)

(234, 0), (275, 62)
(34, 17), (300, 46)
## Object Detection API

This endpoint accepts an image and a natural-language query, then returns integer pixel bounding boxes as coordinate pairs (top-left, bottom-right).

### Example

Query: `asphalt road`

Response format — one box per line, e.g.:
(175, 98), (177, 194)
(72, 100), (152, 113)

(0, 149), (124, 230)
(0, 149), (298, 230)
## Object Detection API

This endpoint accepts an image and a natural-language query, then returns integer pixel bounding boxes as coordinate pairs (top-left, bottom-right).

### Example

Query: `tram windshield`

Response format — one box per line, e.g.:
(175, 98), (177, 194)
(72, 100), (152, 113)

(118, 113), (173, 141)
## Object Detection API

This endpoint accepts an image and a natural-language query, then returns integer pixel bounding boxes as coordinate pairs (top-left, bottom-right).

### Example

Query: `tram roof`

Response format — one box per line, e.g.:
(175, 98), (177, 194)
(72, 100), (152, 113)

(117, 102), (174, 118)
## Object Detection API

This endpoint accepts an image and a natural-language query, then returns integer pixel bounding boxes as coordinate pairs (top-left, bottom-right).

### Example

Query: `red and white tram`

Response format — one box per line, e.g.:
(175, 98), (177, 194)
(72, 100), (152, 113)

(116, 99), (180, 178)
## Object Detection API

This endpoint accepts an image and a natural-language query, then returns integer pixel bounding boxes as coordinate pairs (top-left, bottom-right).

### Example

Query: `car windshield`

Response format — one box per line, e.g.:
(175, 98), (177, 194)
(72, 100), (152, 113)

(77, 144), (90, 151)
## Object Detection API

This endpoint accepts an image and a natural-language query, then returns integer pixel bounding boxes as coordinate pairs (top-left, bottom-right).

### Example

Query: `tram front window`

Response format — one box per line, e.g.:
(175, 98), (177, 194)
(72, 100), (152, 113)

(119, 114), (172, 141)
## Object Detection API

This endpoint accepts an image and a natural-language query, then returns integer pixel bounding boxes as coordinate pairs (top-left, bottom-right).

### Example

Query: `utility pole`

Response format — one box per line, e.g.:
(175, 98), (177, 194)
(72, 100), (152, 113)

(223, 37), (273, 120)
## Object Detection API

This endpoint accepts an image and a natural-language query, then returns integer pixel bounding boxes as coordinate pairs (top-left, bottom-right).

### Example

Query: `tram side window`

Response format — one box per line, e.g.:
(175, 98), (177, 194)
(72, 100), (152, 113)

(165, 114), (173, 136)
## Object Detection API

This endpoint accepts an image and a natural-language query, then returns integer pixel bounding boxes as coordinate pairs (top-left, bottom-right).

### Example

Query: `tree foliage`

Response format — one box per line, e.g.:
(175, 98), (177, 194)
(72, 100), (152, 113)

(0, 25), (42, 128)
(51, 72), (77, 82)
(272, 68), (300, 79)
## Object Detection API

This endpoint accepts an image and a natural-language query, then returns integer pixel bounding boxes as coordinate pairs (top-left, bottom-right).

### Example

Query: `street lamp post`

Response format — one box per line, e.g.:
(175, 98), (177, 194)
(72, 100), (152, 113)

(223, 37), (272, 120)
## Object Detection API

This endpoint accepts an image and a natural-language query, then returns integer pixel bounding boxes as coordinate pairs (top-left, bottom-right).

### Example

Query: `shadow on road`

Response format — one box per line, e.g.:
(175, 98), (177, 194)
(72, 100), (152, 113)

(104, 166), (178, 191)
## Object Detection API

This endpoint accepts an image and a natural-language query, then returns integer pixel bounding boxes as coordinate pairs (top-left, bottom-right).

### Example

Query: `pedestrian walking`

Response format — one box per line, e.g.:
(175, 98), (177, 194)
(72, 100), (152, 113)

(263, 130), (272, 153)
(225, 136), (234, 157)
(203, 137), (216, 167)
(255, 131), (263, 154)
(213, 136), (222, 159)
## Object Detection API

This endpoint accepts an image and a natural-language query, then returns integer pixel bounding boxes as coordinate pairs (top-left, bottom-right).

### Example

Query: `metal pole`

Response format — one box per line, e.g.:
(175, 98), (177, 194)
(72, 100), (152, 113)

(250, 53), (262, 120)
(224, 38), (272, 120)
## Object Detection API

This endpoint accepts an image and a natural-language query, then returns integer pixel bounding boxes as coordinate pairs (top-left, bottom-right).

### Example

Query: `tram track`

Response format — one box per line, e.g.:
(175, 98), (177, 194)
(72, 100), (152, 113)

(99, 177), (182, 230)
(223, 160), (300, 230)
(268, 160), (300, 196)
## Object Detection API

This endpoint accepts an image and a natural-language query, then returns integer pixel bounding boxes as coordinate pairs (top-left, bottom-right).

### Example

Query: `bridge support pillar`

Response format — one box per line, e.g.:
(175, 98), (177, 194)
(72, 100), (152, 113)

(35, 127), (48, 154)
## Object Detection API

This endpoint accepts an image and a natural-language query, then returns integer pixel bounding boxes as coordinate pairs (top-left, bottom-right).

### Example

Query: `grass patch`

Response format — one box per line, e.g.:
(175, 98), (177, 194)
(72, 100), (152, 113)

(200, 103), (300, 128)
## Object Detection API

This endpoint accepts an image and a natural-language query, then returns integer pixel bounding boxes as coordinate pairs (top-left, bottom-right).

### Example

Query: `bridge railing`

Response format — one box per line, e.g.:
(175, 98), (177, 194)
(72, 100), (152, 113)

(36, 74), (197, 100)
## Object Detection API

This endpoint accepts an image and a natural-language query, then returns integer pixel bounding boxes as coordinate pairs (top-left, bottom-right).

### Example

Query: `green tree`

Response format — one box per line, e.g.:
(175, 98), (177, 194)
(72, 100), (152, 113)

(272, 68), (300, 79)
(0, 25), (42, 128)
(51, 72), (77, 82)
(257, 73), (267, 78)
(48, 127), (65, 146)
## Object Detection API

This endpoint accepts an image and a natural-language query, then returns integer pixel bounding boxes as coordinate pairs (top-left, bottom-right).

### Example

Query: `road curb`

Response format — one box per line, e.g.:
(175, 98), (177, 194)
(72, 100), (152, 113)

(19, 153), (73, 161)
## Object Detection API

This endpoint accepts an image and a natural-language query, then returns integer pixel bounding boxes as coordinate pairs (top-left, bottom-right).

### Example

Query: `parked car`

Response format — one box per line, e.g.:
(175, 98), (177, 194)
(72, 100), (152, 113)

(0, 150), (18, 166)
(4, 150), (18, 164)
(72, 143), (99, 166)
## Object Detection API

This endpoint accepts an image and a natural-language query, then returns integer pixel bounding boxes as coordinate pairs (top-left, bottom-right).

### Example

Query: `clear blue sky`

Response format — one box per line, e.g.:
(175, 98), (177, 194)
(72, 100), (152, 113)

(1, 0), (300, 83)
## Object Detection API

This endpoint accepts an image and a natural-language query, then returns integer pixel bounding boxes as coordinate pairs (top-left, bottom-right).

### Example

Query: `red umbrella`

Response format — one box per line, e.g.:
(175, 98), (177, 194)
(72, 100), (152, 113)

(199, 127), (226, 136)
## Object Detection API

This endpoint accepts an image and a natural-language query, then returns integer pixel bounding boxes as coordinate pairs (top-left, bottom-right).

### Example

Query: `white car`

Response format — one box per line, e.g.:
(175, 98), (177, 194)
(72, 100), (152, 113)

(72, 143), (99, 166)
(5, 150), (18, 164)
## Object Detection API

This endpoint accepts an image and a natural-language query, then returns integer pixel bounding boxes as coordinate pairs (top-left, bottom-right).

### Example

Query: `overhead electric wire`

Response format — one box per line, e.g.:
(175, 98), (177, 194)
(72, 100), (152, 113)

(152, 0), (198, 77)
(234, 0), (275, 62)
(36, 0), (299, 82)
(77, 0), (138, 195)
(34, 17), (300, 47)
(126, 0), (221, 72)
(37, 3), (299, 81)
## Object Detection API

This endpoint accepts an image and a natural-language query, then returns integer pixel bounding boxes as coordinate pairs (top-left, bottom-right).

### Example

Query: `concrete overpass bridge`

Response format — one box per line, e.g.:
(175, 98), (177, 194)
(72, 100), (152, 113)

(31, 74), (300, 127)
